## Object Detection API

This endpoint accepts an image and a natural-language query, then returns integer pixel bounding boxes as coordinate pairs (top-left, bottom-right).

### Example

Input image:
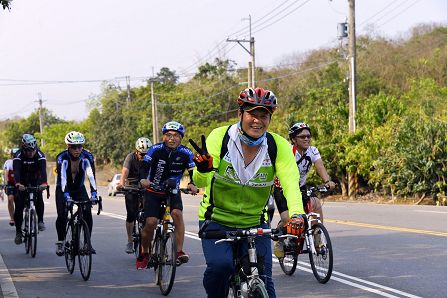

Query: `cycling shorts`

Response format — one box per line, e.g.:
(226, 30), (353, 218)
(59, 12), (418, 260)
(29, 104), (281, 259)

(143, 190), (183, 219)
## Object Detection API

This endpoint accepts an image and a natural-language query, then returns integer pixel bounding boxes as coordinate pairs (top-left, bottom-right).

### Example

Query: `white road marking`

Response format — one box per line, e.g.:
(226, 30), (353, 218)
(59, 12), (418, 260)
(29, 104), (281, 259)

(414, 210), (447, 214)
(104, 212), (421, 298)
(0, 253), (19, 298)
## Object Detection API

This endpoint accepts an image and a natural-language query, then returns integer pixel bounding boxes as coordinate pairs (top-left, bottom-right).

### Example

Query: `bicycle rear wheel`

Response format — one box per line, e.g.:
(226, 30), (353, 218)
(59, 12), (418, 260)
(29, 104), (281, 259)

(78, 220), (92, 281)
(158, 230), (177, 296)
(24, 209), (30, 254)
(308, 222), (333, 283)
(64, 220), (76, 274)
(29, 209), (37, 258)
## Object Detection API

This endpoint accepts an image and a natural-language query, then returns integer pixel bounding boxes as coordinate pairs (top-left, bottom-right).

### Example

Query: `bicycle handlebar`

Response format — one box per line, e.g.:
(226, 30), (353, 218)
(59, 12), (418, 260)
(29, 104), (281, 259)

(200, 228), (282, 240)
(65, 196), (103, 215)
(120, 185), (145, 194)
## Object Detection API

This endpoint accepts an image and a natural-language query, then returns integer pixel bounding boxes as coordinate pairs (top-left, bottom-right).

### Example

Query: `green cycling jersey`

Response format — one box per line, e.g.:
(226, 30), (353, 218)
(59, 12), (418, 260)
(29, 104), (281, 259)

(193, 125), (304, 228)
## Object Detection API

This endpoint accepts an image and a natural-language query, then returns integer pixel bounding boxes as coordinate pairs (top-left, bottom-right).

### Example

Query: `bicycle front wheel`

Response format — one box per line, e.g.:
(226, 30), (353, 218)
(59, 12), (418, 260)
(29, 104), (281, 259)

(64, 220), (76, 274)
(29, 209), (37, 258)
(308, 222), (333, 283)
(158, 230), (177, 296)
(249, 279), (269, 298)
(24, 209), (30, 254)
(78, 220), (92, 281)
(133, 221), (141, 257)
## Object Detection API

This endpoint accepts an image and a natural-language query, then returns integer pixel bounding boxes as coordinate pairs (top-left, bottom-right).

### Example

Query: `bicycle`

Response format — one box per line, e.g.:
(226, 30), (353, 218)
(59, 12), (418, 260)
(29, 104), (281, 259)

(22, 185), (49, 258)
(120, 184), (145, 257)
(200, 226), (282, 298)
(278, 185), (333, 283)
(63, 195), (102, 281)
(146, 178), (192, 296)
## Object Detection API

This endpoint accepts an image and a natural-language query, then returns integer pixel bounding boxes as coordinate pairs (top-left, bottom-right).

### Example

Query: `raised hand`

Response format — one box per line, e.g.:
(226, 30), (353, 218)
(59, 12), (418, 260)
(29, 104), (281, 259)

(189, 135), (214, 173)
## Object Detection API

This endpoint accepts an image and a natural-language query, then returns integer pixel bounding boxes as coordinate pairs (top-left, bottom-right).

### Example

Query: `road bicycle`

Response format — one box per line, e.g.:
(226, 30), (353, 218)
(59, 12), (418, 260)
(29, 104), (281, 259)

(200, 226), (282, 298)
(147, 178), (191, 296)
(120, 184), (145, 257)
(22, 185), (49, 258)
(63, 196), (102, 281)
(278, 185), (333, 283)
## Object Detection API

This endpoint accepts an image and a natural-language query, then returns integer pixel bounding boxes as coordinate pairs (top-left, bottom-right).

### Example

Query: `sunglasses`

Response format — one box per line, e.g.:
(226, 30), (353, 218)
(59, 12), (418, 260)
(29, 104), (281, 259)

(23, 147), (36, 152)
(69, 145), (83, 150)
(295, 134), (311, 140)
(164, 133), (181, 139)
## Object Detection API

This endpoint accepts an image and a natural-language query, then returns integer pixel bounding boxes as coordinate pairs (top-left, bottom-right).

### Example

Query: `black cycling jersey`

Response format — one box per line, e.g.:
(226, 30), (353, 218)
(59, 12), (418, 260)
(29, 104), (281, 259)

(56, 149), (97, 193)
(123, 152), (144, 184)
(140, 142), (195, 186)
(13, 149), (47, 186)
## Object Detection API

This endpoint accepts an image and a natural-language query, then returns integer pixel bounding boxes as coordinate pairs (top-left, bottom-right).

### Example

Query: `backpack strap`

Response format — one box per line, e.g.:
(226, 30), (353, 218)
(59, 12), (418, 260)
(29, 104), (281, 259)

(219, 125), (232, 160)
(266, 132), (277, 170)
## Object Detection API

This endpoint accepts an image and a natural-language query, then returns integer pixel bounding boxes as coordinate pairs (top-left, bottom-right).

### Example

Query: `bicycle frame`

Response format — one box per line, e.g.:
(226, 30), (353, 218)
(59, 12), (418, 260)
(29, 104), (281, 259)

(278, 185), (333, 283)
(122, 185), (146, 257)
(202, 227), (279, 297)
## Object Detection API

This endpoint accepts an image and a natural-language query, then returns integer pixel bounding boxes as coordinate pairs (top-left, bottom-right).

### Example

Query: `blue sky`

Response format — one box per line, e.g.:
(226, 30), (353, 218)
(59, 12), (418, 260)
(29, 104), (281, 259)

(0, 0), (445, 121)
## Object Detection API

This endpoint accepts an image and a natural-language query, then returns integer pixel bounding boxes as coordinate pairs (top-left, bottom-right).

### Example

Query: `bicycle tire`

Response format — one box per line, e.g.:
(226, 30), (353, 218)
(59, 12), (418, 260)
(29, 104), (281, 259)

(308, 222), (333, 283)
(279, 249), (298, 276)
(30, 209), (37, 258)
(158, 230), (177, 296)
(64, 220), (76, 274)
(78, 219), (92, 281)
(24, 209), (30, 254)
(153, 229), (162, 285)
(133, 221), (141, 257)
(249, 279), (269, 298)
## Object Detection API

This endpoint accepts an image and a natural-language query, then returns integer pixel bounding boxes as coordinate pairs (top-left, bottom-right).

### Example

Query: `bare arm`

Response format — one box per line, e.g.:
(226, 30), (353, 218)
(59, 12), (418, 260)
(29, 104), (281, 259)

(314, 159), (336, 189)
(119, 167), (129, 185)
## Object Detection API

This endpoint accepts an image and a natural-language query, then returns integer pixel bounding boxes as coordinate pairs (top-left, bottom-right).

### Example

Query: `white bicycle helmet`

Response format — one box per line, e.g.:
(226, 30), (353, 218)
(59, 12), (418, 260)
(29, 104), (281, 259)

(65, 131), (86, 145)
(135, 137), (152, 154)
(288, 122), (311, 139)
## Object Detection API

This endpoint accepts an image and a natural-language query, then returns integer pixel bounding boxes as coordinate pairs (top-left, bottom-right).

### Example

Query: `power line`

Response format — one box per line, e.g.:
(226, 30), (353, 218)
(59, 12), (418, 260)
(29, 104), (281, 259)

(377, 0), (422, 28)
(178, 0), (307, 76)
(252, 0), (312, 35)
(361, 0), (412, 27)
(359, 0), (398, 27)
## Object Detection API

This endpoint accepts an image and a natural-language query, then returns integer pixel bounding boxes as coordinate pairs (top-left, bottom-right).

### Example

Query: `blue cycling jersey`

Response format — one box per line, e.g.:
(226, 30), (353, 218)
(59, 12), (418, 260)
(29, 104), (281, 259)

(141, 142), (195, 186)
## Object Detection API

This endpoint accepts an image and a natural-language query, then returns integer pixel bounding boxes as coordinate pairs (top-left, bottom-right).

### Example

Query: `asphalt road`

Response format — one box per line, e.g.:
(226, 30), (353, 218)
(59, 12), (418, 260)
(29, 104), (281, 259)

(0, 186), (446, 297)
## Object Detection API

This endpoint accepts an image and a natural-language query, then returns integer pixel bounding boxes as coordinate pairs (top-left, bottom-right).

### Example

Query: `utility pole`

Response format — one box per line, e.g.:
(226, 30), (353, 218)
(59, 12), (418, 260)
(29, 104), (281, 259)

(37, 93), (45, 147)
(347, 0), (357, 199)
(150, 69), (159, 144)
(126, 75), (131, 105)
(227, 15), (256, 88)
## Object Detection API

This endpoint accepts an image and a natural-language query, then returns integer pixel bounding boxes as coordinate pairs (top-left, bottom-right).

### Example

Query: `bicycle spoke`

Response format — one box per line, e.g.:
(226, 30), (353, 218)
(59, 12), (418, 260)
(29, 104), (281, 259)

(159, 231), (177, 295)
(64, 221), (76, 274)
(78, 220), (92, 281)
(308, 223), (333, 283)
(30, 209), (37, 258)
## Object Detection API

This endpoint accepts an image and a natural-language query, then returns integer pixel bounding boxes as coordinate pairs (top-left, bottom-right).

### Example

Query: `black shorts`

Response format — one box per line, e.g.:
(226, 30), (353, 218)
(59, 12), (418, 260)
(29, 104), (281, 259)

(143, 190), (183, 219)
(5, 185), (16, 196)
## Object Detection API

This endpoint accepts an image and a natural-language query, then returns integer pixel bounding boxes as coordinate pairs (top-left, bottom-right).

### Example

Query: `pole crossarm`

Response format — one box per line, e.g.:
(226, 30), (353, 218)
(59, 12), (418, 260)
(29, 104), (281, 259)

(226, 38), (251, 54)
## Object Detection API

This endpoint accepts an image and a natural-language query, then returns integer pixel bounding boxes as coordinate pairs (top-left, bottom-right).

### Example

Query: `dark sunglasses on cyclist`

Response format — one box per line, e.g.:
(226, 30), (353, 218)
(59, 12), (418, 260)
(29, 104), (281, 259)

(23, 147), (36, 152)
(138, 152), (146, 157)
(69, 145), (83, 150)
(295, 134), (311, 140)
